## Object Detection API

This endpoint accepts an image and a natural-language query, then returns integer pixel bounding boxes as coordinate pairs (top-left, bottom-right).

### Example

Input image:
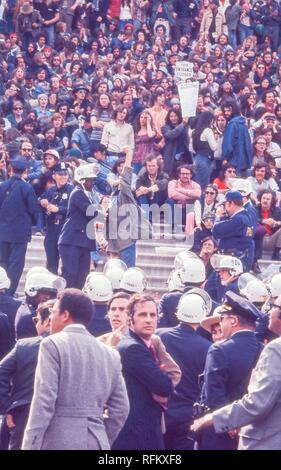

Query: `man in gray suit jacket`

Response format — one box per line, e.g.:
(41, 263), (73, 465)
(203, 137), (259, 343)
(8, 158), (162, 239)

(191, 294), (281, 450)
(22, 288), (130, 450)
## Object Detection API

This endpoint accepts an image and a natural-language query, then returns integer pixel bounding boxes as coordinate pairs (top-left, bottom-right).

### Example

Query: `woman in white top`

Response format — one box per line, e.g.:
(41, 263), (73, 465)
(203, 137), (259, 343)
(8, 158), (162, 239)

(192, 111), (217, 190)
(119, 0), (133, 29)
(247, 163), (279, 204)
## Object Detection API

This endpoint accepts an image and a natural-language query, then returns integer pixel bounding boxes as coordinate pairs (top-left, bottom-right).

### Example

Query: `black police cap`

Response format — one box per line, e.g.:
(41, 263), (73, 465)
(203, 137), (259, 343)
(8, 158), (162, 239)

(221, 291), (262, 322)
(52, 162), (68, 174)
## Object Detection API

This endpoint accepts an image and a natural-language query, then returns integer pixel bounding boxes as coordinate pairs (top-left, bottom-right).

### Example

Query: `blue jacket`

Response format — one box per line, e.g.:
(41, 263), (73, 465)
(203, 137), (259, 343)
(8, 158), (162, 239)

(112, 329), (173, 450)
(202, 332), (263, 409)
(0, 313), (14, 360)
(58, 186), (97, 251)
(0, 293), (21, 343)
(222, 116), (253, 172)
(158, 290), (181, 327)
(157, 324), (211, 427)
(200, 331), (263, 450)
(212, 209), (254, 252)
(87, 304), (110, 337)
(0, 176), (39, 243)
(14, 303), (37, 340)
(0, 335), (43, 413)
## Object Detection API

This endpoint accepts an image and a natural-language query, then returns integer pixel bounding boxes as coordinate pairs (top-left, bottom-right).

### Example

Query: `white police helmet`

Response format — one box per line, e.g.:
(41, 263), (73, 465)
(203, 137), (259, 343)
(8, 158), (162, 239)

(83, 272), (113, 302)
(26, 266), (49, 279)
(0, 267), (10, 290)
(24, 272), (66, 297)
(167, 269), (184, 292)
(211, 254), (243, 276)
(269, 273), (281, 298)
(74, 163), (100, 183)
(178, 258), (206, 284)
(174, 250), (199, 270)
(119, 268), (147, 293)
(177, 290), (211, 323)
(241, 279), (268, 303)
(103, 259), (127, 291)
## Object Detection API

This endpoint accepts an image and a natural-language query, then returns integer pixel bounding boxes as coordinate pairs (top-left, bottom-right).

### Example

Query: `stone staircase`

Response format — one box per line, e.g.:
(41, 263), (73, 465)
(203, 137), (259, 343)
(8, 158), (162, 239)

(18, 231), (281, 298)
(18, 235), (47, 295)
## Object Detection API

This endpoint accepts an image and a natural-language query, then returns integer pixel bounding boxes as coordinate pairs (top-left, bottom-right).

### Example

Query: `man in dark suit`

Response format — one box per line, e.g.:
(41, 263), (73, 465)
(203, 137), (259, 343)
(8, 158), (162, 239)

(0, 157), (39, 295)
(0, 300), (52, 450)
(112, 294), (175, 450)
(199, 291), (263, 450)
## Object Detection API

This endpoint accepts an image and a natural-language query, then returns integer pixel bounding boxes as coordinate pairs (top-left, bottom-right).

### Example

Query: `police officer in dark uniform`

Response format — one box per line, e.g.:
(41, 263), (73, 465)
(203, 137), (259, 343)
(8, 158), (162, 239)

(15, 269), (63, 340)
(58, 163), (105, 289)
(212, 190), (254, 271)
(40, 162), (73, 274)
(158, 257), (206, 327)
(157, 290), (211, 450)
(0, 267), (21, 347)
(199, 291), (263, 450)
(0, 158), (39, 296)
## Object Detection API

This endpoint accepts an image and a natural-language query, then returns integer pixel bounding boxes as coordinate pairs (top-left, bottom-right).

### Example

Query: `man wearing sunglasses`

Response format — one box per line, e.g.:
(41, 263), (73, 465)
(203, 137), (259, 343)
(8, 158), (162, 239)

(192, 294), (281, 450)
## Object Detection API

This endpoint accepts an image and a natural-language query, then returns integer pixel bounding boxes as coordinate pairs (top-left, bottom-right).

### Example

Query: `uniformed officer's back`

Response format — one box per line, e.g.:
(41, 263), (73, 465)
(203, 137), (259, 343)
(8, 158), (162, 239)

(0, 171), (39, 243)
(199, 291), (263, 450)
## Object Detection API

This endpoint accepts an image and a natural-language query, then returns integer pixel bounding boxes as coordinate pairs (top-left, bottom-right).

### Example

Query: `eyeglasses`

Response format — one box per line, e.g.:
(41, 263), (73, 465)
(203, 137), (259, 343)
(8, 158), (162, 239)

(22, 147), (32, 151)
(205, 191), (215, 195)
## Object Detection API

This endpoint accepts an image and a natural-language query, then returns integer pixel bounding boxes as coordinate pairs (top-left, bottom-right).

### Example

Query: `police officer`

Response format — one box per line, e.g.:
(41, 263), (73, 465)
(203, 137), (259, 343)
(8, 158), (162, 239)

(83, 272), (113, 336)
(58, 163), (106, 289)
(158, 256), (206, 327)
(14, 269), (65, 340)
(232, 179), (258, 271)
(208, 254), (243, 303)
(239, 275), (274, 344)
(0, 300), (52, 450)
(212, 190), (254, 271)
(157, 290), (211, 450)
(199, 291), (263, 450)
(40, 162), (73, 274)
(0, 267), (21, 347)
(0, 157), (39, 296)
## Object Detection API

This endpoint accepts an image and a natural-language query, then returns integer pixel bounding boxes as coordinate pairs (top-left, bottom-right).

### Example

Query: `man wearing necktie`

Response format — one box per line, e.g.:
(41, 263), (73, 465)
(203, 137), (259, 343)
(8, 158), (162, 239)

(112, 293), (181, 450)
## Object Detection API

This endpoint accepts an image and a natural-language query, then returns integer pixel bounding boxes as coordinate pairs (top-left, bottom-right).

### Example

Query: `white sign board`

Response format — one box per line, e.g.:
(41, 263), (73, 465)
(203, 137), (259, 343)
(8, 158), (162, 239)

(175, 61), (194, 82)
(177, 81), (199, 118)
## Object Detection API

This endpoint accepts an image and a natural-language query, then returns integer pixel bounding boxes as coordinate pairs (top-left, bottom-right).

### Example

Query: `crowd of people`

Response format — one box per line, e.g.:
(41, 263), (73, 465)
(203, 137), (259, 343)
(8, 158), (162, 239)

(0, 0), (281, 452)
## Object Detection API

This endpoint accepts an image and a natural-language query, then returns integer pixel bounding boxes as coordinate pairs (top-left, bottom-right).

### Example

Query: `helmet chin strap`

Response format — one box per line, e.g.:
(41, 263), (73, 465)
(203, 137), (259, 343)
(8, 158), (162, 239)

(80, 180), (95, 204)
